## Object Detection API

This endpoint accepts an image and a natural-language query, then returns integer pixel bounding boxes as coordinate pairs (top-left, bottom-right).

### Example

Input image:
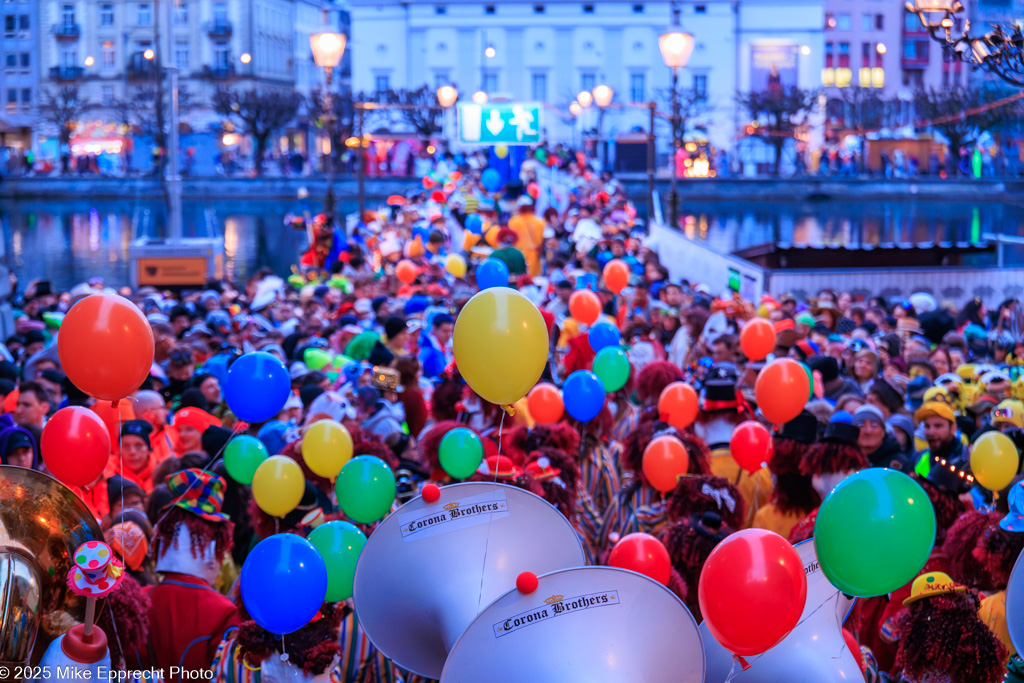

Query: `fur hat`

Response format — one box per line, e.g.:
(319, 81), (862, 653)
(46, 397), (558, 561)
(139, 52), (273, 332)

(636, 361), (683, 405)
(663, 511), (734, 623)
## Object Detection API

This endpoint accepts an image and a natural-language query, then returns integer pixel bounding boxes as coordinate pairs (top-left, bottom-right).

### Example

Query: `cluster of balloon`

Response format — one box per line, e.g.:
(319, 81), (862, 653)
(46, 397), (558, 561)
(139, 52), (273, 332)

(642, 435), (690, 493)
(568, 290), (601, 326)
(223, 435), (269, 485)
(302, 420), (354, 479)
(527, 383), (564, 425)
(453, 289), (548, 407)
(45, 294), (154, 488)
(446, 253), (467, 279)
(562, 370), (606, 422)
(438, 428), (484, 480)
(970, 431), (1018, 491)
(336, 455), (396, 524)
(701, 539), (861, 681)
(754, 358), (810, 424)
(729, 421), (772, 473)
(608, 533), (672, 586)
(699, 529), (807, 657)
(658, 382), (699, 430)
(241, 534), (328, 634)
(815, 468), (936, 596)
(739, 319), (775, 362)
(591, 347), (630, 392)
(476, 258), (510, 290)
(223, 351), (291, 424)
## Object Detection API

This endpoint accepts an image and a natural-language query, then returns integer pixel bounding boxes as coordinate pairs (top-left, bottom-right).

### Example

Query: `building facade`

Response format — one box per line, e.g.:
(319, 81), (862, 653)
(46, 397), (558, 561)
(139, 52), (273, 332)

(0, 0), (40, 169)
(34, 0), (347, 171)
(349, 0), (826, 160)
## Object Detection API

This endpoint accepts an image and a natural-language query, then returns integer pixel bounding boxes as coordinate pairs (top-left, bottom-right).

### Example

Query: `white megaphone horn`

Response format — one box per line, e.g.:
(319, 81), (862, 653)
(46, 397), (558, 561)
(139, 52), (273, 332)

(352, 482), (586, 679)
(700, 538), (861, 682)
(441, 566), (706, 682)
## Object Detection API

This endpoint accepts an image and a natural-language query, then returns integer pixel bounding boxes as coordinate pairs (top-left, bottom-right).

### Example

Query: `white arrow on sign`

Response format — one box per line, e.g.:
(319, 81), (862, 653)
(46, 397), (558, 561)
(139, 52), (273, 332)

(485, 109), (505, 136)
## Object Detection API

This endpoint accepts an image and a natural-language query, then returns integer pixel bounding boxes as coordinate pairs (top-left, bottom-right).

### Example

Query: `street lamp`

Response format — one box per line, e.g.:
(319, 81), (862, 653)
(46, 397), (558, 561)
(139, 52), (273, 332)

(436, 85), (458, 147)
(473, 90), (488, 104)
(310, 31), (347, 216)
(143, 49), (155, 60)
(659, 24), (694, 230)
(577, 90), (593, 108)
(591, 85), (614, 169)
(240, 52), (252, 64)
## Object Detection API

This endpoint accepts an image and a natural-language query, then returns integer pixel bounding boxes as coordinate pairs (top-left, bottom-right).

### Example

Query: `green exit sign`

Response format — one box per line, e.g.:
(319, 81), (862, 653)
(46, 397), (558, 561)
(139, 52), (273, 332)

(457, 102), (543, 145)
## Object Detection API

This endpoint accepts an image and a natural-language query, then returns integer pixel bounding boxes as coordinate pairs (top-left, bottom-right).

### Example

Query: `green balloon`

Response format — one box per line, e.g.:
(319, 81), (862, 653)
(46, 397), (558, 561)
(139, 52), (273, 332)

(305, 348), (332, 371)
(308, 521), (366, 602)
(799, 362), (814, 400)
(814, 468), (935, 597)
(439, 428), (484, 480)
(223, 435), (268, 485)
(592, 347), (630, 392)
(336, 455), (397, 524)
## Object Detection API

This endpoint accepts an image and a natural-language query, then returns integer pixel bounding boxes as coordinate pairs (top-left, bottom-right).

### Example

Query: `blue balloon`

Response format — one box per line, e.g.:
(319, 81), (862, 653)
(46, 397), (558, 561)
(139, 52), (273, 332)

(481, 168), (502, 192)
(465, 213), (484, 235)
(224, 351), (291, 423)
(241, 534), (328, 634)
(588, 322), (621, 353)
(563, 370), (607, 422)
(476, 258), (510, 289)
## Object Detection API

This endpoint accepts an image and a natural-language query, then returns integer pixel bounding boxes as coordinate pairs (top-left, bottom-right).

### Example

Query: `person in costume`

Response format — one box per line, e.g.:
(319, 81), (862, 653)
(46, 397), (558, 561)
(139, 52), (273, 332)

(147, 468), (240, 678)
(976, 480), (1024, 660)
(508, 196), (545, 277)
(663, 510), (736, 623)
(752, 411), (821, 539)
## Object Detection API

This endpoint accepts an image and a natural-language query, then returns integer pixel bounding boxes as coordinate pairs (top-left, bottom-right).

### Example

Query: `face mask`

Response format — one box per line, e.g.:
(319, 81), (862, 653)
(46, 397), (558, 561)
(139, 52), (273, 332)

(812, 471), (851, 500)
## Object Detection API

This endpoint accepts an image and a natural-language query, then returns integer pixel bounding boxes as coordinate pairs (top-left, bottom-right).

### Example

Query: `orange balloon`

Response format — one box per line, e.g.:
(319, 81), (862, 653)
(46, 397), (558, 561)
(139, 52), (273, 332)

(642, 435), (691, 493)
(740, 318), (776, 362)
(58, 294), (155, 402)
(754, 358), (811, 425)
(396, 259), (419, 285)
(602, 260), (631, 294)
(569, 290), (602, 326)
(527, 383), (564, 425)
(658, 382), (699, 430)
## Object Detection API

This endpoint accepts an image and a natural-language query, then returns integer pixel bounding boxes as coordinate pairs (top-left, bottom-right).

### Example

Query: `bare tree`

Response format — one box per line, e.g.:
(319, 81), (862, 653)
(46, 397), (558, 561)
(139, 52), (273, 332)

(378, 85), (443, 141)
(736, 85), (818, 175)
(40, 86), (89, 174)
(213, 87), (302, 175)
(307, 86), (355, 172)
(656, 85), (711, 147)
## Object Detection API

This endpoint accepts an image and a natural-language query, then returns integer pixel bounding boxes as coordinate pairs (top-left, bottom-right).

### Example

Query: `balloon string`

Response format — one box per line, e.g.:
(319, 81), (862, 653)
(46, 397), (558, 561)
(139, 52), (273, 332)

(116, 398), (124, 520)
(475, 410), (507, 615)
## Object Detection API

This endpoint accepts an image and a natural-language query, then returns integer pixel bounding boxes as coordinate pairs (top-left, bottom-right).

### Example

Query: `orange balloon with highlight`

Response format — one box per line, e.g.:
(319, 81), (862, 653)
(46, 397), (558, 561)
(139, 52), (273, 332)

(642, 436), (691, 493)
(740, 318), (776, 361)
(396, 260), (419, 285)
(602, 260), (631, 294)
(658, 382), (699, 430)
(569, 290), (602, 326)
(527, 383), (565, 425)
(754, 358), (811, 425)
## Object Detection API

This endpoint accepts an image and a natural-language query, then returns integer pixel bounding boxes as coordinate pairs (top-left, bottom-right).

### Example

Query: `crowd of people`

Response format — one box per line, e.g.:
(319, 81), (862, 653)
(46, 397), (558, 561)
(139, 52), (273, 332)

(3, 145), (1024, 683)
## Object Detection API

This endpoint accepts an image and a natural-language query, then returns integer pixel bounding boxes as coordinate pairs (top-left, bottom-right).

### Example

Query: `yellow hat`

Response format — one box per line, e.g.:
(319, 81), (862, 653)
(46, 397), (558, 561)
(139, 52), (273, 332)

(992, 399), (1024, 429)
(922, 386), (949, 404)
(902, 572), (966, 606)
(914, 399), (956, 424)
(956, 364), (977, 382)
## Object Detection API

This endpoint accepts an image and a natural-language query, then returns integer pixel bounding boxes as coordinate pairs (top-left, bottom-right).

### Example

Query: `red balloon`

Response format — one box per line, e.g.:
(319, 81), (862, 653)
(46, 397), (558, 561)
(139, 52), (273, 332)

(92, 400), (136, 455)
(527, 383), (564, 425)
(754, 358), (810, 425)
(41, 406), (111, 487)
(602, 260), (631, 295)
(430, 189), (446, 203)
(608, 532), (672, 586)
(396, 259), (419, 285)
(843, 628), (867, 674)
(568, 290), (602, 326)
(740, 318), (776, 362)
(698, 528), (807, 657)
(526, 182), (539, 199)
(729, 421), (772, 473)
(642, 435), (690, 493)
(658, 382), (699, 430)
(422, 176), (436, 189)
(58, 294), (154, 402)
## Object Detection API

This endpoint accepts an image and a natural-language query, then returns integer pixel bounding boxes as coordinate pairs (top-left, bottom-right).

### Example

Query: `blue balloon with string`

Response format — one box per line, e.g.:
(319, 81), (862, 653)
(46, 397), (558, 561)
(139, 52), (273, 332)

(241, 534), (328, 634)
(476, 258), (509, 289)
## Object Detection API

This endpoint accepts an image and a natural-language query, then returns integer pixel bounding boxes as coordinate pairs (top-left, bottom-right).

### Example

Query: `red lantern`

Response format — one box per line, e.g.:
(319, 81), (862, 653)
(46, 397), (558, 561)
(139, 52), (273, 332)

(41, 406), (111, 487)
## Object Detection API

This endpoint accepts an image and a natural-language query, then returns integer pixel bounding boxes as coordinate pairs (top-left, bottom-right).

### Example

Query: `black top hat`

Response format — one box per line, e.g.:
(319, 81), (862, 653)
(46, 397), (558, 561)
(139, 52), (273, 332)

(823, 421), (860, 446)
(777, 412), (819, 444)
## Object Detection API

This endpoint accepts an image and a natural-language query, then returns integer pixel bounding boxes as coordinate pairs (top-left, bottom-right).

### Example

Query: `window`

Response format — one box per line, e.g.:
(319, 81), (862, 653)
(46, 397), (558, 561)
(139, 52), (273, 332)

(825, 41), (834, 67)
(902, 70), (923, 88)
(871, 67), (884, 88)
(905, 11), (919, 31)
(875, 14), (884, 29)
(3, 16), (13, 34)
(375, 74), (390, 92)
(4, 55), (13, 68)
(581, 72), (595, 92)
(695, 4), (706, 13)
(862, 13), (872, 31)
(137, 3), (152, 26)
(435, 4), (446, 14)
(19, 14), (27, 30)
(102, 85), (114, 105)
(100, 4), (114, 25)
(482, 72), (497, 92)
(175, 40), (189, 70)
(534, 4), (545, 13)
(434, 71), (449, 89)
(213, 2), (227, 23)
(839, 42), (850, 66)
(837, 13), (850, 30)
(632, 3), (644, 11)
(531, 72), (547, 101)
(174, 1), (187, 24)
(60, 47), (77, 68)
(485, 5), (495, 13)
(61, 4), (75, 25)
(214, 41), (229, 69)
(20, 88), (29, 110)
(862, 41), (871, 65)
(102, 41), (115, 67)
(630, 72), (645, 102)
(693, 74), (707, 102)
(19, 53), (28, 68)
(6, 89), (15, 113)
(583, 4), (594, 12)
(859, 67), (871, 87)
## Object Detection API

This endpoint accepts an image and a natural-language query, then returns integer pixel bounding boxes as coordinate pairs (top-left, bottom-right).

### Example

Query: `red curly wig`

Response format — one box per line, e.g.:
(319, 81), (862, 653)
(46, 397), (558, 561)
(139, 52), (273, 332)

(892, 591), (1007, 683)
(799, 442), (868, 477)
(942, 510), (1000, 590)
(914, 475), (968, 544)
(636, 361), (683, 405)
(153, 506), (234, 564)
(419, 420), (464, 475)
(505, 422), (581, 465)
(980, 520), (1024, 589)
(665, 474), (745, 529)
(663, 513), (734, 622)
(524, 448), (580, 518)
(621, 421), (710, 479)
(769, 437), (820, 515)
(96, 575), (150, 670)
(235, 602), (346, 675)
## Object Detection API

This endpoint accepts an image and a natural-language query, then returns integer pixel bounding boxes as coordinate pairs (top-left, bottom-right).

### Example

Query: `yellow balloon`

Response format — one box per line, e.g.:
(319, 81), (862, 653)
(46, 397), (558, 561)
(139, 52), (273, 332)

(453, 289), (549, 406)
(495, 144), (509, 159)
(463, 231), (482, 251)
(485, 224), (501, 248)
(301, 419), (354, 479)
(252, 455), (305, 517)
(446, 253), (467, 279)
(969, 430), (1018, 491)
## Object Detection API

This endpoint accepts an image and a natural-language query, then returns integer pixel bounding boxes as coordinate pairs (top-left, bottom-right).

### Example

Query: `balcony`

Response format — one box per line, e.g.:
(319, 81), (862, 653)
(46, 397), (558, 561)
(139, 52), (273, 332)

(127, 59), (158, 80)
(49, 66), (84, 81)
(204, 20), (232, 37)
(53, 23), (80, 40)
(203, 64), (236, 78)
